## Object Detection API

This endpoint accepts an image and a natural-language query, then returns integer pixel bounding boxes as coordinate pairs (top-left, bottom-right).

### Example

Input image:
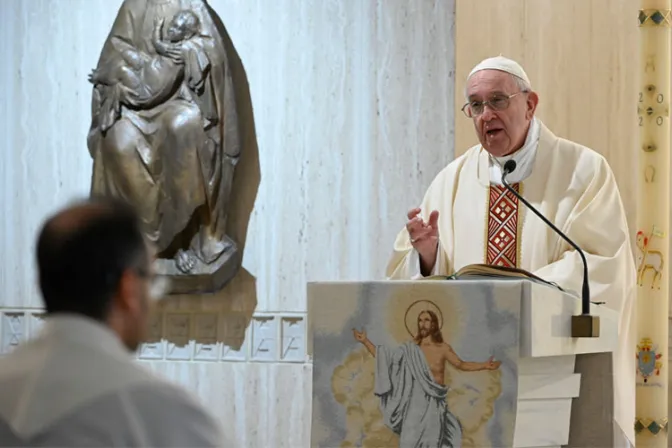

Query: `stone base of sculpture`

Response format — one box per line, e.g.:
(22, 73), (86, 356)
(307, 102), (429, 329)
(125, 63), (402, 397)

(155, 238), (241, 295)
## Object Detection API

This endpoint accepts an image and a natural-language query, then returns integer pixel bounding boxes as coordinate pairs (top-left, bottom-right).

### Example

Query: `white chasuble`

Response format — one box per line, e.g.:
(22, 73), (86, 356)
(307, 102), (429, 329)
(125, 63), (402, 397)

(386, 122), (637, 445)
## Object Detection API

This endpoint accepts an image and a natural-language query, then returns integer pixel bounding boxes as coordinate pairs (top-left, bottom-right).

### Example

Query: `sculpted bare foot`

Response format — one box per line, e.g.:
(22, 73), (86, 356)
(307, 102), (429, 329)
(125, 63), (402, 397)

(175, 249), (197, 273)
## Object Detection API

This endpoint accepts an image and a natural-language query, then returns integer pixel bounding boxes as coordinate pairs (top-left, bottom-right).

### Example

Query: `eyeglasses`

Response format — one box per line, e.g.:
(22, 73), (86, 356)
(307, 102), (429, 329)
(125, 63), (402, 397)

(461, 91), (526, 118)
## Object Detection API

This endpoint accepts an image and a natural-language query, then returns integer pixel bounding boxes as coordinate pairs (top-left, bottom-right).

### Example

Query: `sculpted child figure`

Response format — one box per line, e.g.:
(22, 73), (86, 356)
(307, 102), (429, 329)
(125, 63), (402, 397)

(88, 9), (205, 113)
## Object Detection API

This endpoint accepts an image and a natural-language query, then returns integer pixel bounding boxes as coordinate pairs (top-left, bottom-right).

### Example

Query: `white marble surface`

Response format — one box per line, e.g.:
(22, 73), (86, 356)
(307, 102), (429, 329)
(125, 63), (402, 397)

(516, 356), (579, 448)
(522, 282), (619, 358)
(0, 0), (456, 445)
(515, 282), (617, 447)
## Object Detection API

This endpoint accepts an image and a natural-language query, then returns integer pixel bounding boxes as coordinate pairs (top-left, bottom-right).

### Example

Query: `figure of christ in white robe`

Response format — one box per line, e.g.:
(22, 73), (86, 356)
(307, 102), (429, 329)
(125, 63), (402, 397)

(386, 120), (637, 445)
(376, 342), (461, 447)
(353, 312), (501, 448)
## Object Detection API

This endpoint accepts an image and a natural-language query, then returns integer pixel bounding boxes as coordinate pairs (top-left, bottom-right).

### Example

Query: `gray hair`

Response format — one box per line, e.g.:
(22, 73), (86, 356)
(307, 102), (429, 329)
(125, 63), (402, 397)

(463, 73), (532, 101)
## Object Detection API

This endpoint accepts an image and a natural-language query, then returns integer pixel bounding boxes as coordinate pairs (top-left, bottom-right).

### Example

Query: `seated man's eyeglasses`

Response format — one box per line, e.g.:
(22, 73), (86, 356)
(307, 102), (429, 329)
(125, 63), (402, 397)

(462, 91), (527, 118)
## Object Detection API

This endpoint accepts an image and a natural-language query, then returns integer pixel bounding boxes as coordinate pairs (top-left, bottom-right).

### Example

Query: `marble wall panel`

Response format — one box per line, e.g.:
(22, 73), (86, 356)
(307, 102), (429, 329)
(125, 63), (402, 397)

(0, 0), (456, 445)
(0, 0), (455, 310)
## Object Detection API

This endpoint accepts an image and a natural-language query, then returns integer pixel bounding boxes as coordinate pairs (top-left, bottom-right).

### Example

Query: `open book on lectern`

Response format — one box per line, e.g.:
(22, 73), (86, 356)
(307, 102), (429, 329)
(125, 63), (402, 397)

(423, 263), (576, 296)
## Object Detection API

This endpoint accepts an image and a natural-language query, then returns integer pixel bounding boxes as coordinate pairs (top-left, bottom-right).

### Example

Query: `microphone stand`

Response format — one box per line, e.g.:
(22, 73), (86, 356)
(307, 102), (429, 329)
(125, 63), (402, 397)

(500, 161), (599, 338)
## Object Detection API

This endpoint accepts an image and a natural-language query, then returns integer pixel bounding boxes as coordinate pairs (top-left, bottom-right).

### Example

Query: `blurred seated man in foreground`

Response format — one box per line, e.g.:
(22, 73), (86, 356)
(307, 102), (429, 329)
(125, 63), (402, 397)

(386, 56), (636, 447)
(0, 197), (229, 447)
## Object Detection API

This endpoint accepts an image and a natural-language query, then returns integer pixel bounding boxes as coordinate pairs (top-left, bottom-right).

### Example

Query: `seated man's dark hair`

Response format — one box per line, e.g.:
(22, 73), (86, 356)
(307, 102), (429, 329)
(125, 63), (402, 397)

(36, 197), (148, 321)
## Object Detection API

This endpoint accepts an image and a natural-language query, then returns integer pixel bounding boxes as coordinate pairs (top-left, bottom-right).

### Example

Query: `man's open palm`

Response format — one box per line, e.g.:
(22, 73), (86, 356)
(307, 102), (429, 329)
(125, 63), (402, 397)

(406, 208), (439, 265)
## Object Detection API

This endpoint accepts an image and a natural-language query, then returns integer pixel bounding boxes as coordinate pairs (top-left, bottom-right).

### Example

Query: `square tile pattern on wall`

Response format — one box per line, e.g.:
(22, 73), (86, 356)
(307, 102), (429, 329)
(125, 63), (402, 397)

(0, 309), (308, 364)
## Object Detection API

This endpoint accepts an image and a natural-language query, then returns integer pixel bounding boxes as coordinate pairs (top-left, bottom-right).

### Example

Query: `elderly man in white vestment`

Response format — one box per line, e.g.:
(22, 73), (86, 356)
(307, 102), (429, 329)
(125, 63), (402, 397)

(386, 56), (636, 447)
(0, 198), (229, 447)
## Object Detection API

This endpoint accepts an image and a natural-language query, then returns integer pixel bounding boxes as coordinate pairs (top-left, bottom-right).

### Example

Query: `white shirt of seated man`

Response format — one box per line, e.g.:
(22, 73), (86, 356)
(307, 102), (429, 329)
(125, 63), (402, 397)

(386, 56), (636, 447)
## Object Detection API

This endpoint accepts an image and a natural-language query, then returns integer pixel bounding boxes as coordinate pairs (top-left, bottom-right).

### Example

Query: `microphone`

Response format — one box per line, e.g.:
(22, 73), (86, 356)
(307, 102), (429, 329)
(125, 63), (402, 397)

(501, 159), (598, 338)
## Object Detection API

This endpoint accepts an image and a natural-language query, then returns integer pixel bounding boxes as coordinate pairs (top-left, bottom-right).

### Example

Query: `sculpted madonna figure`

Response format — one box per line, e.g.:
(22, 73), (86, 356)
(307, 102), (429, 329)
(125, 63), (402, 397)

(87, 0), (241, 293)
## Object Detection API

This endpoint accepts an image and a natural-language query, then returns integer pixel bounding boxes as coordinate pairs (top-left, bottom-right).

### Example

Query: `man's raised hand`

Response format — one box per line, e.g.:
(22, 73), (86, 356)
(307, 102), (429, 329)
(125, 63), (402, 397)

(405, 208), (439, 275)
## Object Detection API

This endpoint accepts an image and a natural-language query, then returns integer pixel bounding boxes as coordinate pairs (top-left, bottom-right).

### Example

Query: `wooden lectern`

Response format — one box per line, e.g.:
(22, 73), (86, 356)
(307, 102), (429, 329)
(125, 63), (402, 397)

(308, 278), (620, 448)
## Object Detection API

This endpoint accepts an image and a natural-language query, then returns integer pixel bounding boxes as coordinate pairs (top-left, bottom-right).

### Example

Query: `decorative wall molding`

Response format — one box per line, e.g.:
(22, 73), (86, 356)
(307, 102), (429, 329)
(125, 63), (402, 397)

(0, 308), (308, 364)
(140, 311), (308, 364)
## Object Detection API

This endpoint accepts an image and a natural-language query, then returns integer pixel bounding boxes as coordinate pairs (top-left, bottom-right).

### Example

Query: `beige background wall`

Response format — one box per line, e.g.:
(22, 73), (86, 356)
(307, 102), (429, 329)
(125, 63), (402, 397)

(455, 0), (638, 231)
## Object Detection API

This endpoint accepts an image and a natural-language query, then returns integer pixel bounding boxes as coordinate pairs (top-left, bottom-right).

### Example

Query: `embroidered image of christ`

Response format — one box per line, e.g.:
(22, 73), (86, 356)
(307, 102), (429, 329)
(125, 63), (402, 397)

(352, 305), (501, 447)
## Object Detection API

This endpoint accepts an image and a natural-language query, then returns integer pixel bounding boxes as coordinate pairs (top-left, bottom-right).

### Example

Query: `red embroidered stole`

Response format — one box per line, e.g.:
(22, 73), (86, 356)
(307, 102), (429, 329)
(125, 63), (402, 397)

(486, 183), (520, 267)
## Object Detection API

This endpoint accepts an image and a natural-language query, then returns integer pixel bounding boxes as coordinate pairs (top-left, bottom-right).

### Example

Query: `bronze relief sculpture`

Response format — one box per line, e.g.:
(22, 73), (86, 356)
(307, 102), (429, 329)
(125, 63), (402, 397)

(87, 0), (241, 294)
